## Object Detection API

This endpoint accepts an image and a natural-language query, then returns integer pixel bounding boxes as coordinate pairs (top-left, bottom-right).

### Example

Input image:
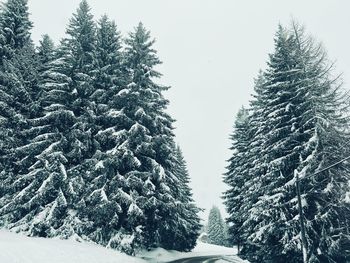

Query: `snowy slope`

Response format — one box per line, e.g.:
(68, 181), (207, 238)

(0, 230), (248, 263)
(0, 229), (145, 263)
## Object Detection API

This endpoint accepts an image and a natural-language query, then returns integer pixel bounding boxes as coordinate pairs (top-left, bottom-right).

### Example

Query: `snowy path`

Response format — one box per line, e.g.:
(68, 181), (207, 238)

(138, 242), (249, 263)
(165, 255), (246, 263)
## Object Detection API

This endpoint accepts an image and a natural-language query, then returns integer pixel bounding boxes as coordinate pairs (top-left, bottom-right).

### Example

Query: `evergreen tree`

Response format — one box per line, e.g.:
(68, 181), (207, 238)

(207, 206), (226, 246)
(0, 1), (201, 256)
(37, 34), (55, 71)
(0, 0), (97, 237)
(224, 23), (350, 263)
(79, 15), (127, 247)
(111, 22), (179, 252)
(0, 0), (39, 222)
(159, 145), (201, 251)
(243, 26), (308, 262)
(289, 23), (350, 263)
(223, 107), (250, 253)
(0, 0), (32, 57)
(0, 0), (34, 172)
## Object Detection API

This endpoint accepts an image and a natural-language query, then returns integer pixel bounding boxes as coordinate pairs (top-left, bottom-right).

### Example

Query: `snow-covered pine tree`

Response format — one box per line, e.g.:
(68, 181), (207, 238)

(0, 0), (34, 173)
(242, 25), (308, 262)
(37, 35), (55, 72)
(0, 35), (72, 235)
(223, 107), (250, 253)
(158, 145), (201, 251)
(63, 0), (97, 166)
(254, 23), (350, 263)
(0, 0), (97, 238)
(288, 23), (350, 263)
(0, 0), (40, 223)
(0, 0), (32, 58)
(226, 23), (350, 263)
(0, 1), (200, 255)
(207, 206), (226, 246)
(228, 73), (269, 259)
(106, 22), (184, 253)
(79, 15), (128, 247)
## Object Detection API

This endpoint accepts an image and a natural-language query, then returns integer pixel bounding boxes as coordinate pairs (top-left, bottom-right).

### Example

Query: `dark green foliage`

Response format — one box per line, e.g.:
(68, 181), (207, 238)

(207, 206), (226, 246)
(223, 107), (250, 252)
(0, 0), (32, 58)
(159, 146), (201, 251)
(224, 23), (350, 263)
(0, 0), (201, 255)
(0, 0), (39, 217)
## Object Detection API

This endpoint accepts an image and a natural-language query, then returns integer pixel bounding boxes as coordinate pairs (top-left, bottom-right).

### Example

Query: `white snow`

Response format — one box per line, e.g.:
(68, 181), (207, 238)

(0, 229), (145, 263)
(90, 188), (108, 202)
(60, 163), (68, 180)
(138, 242), (248, 263)
(117, 88), (130, 96)
(345, 192), (350, 203)
(107, 109), (122, 117)
(37, 174), (53, 194)
(128, 203), (143, 216)
(100, 189), (108, 202)
(95, 160), (105, 169)
(0, 230), (248, 263)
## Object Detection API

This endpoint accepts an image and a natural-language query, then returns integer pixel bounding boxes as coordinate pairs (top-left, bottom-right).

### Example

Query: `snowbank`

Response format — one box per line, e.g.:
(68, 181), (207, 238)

(0, 229), (145, 263)
(0, 230), (248, 263)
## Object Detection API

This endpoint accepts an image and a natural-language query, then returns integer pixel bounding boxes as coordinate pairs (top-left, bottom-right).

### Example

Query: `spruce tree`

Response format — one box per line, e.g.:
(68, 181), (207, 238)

(79, 15), (128, 247)
(244, 26), (308, 262)
(159, 145), (201, 251)
(207, 206), (226, 246)
(0, 1), (201, 256)
(0, 0), (32, 57)
(112, 22), (184, 252)
(0, 0), (97, 237)
(223, 107), (250, 253)
(0, 0), (34, 172)
(37, 34), (55, 71)
(224, 23), (350, 263)
(0, 0), (39, 224)
(289, 23), (350, 263)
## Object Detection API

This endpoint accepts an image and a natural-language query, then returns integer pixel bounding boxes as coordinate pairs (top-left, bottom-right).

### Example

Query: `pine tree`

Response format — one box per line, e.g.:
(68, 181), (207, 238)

(159, 145), (201, 251)
(0, 0), (97, 237)
(224, 22), (350, 263)
(0, 1), (201, 256)
(289, 23), (350, 263)
(0, 0), (40, 225)
(207, 206), (226, 246)
(223, 107), (250, 253)
(0, 0), (34, 172)
(79, 15), (128, 247)
(111, 22), (184, 252)
(63, 0), (97, 165)
(37, 34), (55, 70)
(0, 0), (32, 58)
(244, 26), (308, 262)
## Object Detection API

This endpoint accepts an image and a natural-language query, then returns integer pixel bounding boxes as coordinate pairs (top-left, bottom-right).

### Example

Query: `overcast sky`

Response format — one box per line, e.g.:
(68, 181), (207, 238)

(28, 0), (350, 220)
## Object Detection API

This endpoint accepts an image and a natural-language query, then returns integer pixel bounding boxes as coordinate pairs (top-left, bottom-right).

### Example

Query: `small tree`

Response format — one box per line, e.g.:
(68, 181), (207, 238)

(207, 206), (226, 246)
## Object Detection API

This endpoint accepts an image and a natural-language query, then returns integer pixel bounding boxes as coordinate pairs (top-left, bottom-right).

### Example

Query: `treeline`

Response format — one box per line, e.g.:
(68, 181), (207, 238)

(0, 0), (201, 254)
(224, 23), (350, 262)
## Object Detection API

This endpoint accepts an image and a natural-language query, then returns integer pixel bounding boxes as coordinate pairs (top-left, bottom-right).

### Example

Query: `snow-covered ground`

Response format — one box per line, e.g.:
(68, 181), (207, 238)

(138, 242), (248, 262)
(0, 229), (145, 263)
(0, 229), (248, 263)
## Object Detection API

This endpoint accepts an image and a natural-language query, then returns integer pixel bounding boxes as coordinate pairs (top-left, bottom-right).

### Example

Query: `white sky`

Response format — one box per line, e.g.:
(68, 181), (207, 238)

(27, 0), (350, 221)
